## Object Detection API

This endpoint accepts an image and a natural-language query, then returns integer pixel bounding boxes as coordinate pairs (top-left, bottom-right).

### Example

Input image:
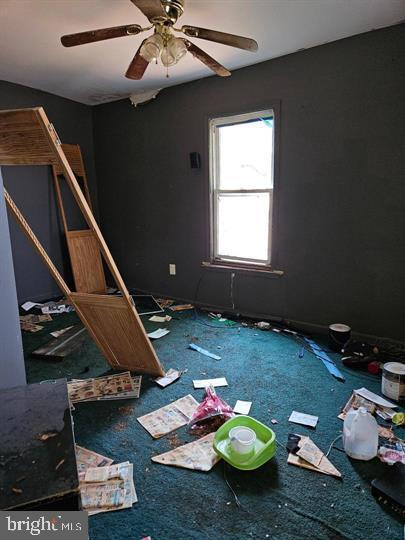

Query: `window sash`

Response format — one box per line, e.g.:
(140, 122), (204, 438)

(210, 109), (274, 266)
(212, 190), (273, 265)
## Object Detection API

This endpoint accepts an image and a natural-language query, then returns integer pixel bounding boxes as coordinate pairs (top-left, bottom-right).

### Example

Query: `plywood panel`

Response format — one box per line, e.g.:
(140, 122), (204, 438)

(0, 108), (57, 165)
(70, 293), (164, 376)
(66, 230), (107, 293)
(53, 144), (85, 177)
(1, 107), (163, 376)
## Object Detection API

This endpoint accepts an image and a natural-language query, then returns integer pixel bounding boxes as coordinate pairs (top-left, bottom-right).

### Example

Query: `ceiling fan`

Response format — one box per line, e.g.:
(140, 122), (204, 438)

(61, 0), (258, 80)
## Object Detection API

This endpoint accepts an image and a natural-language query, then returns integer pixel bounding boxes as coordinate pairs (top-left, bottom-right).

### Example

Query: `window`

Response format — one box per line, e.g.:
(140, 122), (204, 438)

(209, 109), (275, 268)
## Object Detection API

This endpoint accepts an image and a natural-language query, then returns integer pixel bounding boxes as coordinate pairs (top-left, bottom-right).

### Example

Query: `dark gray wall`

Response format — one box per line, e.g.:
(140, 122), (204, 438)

(0, 80), (98, 302)
(0, 168), (26, 389)
(93, 24), (405, 340)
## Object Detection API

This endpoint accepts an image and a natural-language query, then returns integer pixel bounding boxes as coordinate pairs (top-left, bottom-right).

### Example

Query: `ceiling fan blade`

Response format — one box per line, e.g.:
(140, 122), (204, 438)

(181, 25), (258, 52)
(184, 40), (231, 77)
(61, 24), (142, 47)
(126, 40), (150, 80)
(131, 0), (166, 21)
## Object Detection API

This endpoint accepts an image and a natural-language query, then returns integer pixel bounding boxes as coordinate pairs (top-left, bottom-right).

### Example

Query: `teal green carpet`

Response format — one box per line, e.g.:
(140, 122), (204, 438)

(23, 310), (404, 540)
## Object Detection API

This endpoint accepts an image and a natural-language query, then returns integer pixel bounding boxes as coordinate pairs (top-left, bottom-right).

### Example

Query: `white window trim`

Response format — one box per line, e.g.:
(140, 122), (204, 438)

(209, 109), (275, 267)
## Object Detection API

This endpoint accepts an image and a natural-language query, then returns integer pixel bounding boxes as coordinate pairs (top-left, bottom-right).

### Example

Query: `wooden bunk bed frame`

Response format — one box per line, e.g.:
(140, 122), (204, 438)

(0, 107), (164, 377)
(52, 143), (107, 294)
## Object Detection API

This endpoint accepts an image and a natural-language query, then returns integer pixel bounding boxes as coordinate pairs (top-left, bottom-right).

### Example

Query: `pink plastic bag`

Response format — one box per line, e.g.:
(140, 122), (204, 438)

(188, 384), (234, 436)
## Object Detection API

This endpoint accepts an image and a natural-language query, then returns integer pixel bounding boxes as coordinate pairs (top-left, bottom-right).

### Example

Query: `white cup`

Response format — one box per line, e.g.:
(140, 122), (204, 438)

(229, 426), (256, 455)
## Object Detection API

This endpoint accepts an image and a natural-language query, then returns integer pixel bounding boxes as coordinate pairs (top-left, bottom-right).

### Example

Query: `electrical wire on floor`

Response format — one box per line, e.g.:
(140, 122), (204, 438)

(223, 462), (242, 508)
(325, 434), (343, 458)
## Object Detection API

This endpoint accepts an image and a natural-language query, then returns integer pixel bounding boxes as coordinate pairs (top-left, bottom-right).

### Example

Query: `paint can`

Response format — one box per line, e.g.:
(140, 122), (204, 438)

(328, 323), (351, 352)
(382, 362), (405, 402)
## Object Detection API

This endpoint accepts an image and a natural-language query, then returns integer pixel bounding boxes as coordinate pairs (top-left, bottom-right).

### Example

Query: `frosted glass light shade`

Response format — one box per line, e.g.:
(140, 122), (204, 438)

(169, 37), (187, 62)
(140, 34), (164, 62)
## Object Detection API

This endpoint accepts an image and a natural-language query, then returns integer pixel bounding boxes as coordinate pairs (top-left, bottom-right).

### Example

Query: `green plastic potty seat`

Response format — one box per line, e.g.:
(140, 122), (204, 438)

(213, 415), (277, 470)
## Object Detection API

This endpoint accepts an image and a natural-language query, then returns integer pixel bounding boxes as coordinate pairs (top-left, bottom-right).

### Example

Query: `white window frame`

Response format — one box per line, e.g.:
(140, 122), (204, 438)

(209, 109), (275, 267)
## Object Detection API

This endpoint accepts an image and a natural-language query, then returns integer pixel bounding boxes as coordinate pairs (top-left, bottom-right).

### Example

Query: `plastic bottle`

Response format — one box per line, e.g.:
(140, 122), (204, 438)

(343, 406), (378, 460)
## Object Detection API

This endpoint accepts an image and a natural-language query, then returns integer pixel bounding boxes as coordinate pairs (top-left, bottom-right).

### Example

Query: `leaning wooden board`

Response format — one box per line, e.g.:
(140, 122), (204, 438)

(32, 325), (88, 360)
(0, 107), (164, 376)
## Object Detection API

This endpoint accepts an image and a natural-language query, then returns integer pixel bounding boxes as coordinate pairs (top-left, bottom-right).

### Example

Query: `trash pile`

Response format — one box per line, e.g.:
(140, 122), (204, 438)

(76, 446), (136, 515)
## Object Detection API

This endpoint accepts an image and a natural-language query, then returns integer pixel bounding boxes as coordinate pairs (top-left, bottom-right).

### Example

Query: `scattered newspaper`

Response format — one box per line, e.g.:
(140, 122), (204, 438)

(75, 445), (114, 479)
(68, 372), (142, 403)
(151, 432), (220, 471)
(137, 395), (199, 438)
(80, 462), (137, 515)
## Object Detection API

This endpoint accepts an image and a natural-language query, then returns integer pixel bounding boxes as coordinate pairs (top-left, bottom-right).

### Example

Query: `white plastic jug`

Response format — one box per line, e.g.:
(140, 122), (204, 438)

(343, 406), (378, 460)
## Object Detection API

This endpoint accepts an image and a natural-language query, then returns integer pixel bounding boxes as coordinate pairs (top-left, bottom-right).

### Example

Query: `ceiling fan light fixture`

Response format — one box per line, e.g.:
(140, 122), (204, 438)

(169, 36), (187, 62)
(140, 33), (163, 62)
(161, 36), (187, 67)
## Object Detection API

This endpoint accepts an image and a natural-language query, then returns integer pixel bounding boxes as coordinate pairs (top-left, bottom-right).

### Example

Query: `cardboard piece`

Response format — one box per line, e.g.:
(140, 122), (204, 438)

(287, 436), (341, 478)
(151, 433), (220, 471)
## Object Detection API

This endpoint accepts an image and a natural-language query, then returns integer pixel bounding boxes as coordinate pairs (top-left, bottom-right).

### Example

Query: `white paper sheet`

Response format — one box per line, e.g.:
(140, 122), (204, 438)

(193, 377), (228, 389)
(233, 400), (252, 415)
(289, 411), (318, 428)
(154, 368), (181, 388)
(147, 328), (170, 339)
(354, 387), (397, 409)
(149, 315), (172, 323)
(21, 301), (42, 311)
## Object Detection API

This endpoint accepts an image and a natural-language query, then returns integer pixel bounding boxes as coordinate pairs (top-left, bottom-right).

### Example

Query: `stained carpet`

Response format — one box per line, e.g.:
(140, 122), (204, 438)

(22, 309), (404, 540)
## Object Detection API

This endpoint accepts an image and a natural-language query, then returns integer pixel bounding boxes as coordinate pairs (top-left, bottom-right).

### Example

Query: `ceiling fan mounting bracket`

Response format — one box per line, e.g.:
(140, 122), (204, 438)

(158, 0), (184, 25)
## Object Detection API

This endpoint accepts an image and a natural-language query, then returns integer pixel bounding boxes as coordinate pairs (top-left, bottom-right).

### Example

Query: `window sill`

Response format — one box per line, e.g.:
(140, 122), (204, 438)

(201, 261), (284, 277)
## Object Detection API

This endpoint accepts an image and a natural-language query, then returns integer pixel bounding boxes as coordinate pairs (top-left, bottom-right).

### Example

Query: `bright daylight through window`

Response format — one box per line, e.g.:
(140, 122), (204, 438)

(210, 110), (274, 266)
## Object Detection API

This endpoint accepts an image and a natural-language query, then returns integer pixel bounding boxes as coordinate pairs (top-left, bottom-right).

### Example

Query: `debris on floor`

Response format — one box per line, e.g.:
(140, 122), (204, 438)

(21, 300), (42, 311)
(257, 321), (271, 330)
(147, 328), (170, 339)
(75, 445), (114, 475)
(50, 326), (73, 338)
(378, 441), (405, 465)
(188, 385), (234, 436)
(167, 432), (184, 449)
(193, 377), (228, 389)
(338, 387), (397, 420)
(305, 338), (345, 381)
(287, 435), (341, 478)
(169, 303), (194, 312)
(154, 368), (182, 388)
(152, 433), (220, 471)
(189, 343), (221, 360)
(20, 313), (52, 323)
(149, 314), (172, 322)
(80, 461), (137, 515)
(32, 325), (87, 359)
(40, 299), (75, 315)
(20, 321), (43, 332)
(137, 395), (199, 438)
(233, 400), (252, 415)
(288, 411), (319, 428)
(68, 372), (142, 403)
(155, 298), (175, 309)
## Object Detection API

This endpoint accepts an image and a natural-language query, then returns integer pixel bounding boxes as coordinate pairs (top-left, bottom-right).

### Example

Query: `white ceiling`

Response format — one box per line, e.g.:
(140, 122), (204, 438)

(0, 0), (404, 105)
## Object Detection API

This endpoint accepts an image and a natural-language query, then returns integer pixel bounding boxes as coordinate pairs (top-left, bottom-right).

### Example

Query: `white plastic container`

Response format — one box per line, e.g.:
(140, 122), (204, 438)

(343, 407), (378, 460)
(229, 426), (256, 455)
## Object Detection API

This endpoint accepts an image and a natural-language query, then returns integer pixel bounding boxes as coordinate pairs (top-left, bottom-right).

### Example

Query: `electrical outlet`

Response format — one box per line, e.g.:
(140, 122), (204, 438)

(169, 264), (176, 276)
